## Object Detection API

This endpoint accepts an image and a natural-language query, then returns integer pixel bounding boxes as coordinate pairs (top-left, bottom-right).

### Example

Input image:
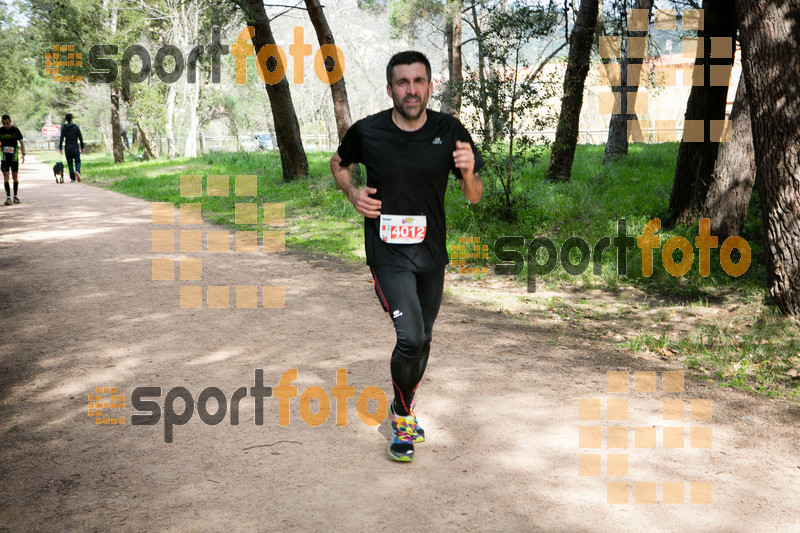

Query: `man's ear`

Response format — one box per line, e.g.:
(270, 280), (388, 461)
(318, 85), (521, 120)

(386, 83), (392, 98)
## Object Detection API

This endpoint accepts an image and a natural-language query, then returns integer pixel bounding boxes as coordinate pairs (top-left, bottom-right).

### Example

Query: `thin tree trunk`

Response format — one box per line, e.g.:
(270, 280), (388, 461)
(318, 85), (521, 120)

(440, 0), (462, 117)
(471, 2), (491, 144)
(239, 0), (308, 181)
(137, 120), (158, 160)
(736, 0), (800, 315)
(667, 0), (736, 225)
(228, 114), (240, 150)
(165, 84), (176, 158)
(110, 85), (124, 163)
(304, 0), (352, 141)
(441, 16), (454, 115)
(451, 0), (462, 118)
(546, 0), (599, 182)
(703, 76), (755, 240)
(184, 78), (199, 157)
(603, 0), (653, 164)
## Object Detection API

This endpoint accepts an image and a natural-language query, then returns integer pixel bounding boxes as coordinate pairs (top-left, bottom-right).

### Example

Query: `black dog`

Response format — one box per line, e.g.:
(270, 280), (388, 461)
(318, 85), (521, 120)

(53, 162), (64, 183)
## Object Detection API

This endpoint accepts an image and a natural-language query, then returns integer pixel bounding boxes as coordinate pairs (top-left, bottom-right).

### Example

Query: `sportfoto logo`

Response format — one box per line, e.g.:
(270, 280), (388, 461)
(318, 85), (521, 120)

(47, 25), (344, 85)
(95, 369), (388, 443)
(456, 218), (750, 291)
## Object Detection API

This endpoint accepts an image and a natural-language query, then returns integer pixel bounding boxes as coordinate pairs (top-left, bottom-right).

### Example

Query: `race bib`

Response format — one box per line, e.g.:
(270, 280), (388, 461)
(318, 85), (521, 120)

(379, 214), (427, 244)
(3, 147), (15, 154)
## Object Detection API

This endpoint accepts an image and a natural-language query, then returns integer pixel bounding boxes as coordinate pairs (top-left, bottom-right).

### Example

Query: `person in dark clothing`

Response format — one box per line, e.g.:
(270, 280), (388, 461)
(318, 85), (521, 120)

(58, 113), (85, 182)
(330, 51), (484, 462)
(1, 114), (25, 205)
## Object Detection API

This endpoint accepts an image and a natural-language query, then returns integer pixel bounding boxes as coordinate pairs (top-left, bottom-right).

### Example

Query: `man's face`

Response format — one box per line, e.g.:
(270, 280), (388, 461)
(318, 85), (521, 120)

(1, 118), (10, 129)
(387, 62), (432, 121)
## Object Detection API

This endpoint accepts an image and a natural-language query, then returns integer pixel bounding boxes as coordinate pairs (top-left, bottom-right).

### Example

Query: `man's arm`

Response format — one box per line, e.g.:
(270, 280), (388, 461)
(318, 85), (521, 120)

(453, 140), (483, 203)
(330, 151), (381, 218)
(18, 139), (25, 163)
(58, 129), (64, 153)
(78, 126), (85, 153)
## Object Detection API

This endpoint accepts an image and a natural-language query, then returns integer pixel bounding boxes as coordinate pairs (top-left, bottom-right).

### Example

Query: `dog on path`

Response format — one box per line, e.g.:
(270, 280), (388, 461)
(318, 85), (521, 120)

(53, 162), (64, 183)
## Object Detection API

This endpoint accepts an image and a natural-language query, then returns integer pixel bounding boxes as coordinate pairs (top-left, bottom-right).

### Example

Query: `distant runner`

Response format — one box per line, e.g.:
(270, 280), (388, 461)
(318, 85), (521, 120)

(1, 115), (25, 205)
(330, 51), (484, 462)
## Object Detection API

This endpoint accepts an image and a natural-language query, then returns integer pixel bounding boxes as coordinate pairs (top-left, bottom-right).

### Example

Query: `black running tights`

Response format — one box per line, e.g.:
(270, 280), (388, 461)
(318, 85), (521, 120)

(371, 265), (445, 417)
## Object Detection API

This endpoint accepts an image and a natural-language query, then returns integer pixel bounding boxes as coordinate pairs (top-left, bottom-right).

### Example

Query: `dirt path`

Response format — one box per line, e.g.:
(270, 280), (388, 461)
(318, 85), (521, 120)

(1, 157), (799, 532)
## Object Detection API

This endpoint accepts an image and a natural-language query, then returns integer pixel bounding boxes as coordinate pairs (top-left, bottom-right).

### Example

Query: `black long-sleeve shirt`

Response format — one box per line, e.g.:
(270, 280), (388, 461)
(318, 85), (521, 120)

(59, 122), (84, 151)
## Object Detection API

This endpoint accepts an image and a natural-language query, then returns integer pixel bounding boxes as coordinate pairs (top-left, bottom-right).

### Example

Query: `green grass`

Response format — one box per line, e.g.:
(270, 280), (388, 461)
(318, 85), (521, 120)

(64, 151), (366, 261)
(621, 307), (800, 398)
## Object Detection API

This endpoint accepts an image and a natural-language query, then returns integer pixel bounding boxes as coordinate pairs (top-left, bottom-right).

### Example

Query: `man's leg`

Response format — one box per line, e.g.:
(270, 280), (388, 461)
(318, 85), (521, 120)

(73, 150), (82, 181)
(66, 151), (76, 181)
(410, 268), (445, 400)
(2, 160), (11, 204)
(372, 265), (431, 460)
(371, 266), (428, 416)
(3, 172), (10, 204)
(11, 170), (19, 202)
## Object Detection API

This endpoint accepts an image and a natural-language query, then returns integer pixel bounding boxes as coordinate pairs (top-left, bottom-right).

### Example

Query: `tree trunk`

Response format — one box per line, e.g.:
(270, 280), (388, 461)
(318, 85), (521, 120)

(703, 76), (755, 240)
(471, 2), (491, 144)
(184, 78), (200, 157)
(110, 85), (124, 163)
(239, 0), (309, 181)
(736, 0), (800, 315)
(137, 120), (159, 160)
(198, 129), (205, 154)
(666, 0), (736, 226)
(304, 0), (352, 141)
(603, 0), (653, 164)
(440, 0), (463, 117)
(228, 114), (240, 150)
(165, 84), (176, 159)
(546, 0), (599, 182)
(440, 17), (454, 115)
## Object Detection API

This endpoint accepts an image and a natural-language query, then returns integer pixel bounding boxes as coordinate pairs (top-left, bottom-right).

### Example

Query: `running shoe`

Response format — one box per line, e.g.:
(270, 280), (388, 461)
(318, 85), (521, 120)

(387, 408), (415, 462)
(4, 198), (11, 205)
(75, 171), (81, 182)
(12, 197), (20, 204)
(408, 402), (425, 443)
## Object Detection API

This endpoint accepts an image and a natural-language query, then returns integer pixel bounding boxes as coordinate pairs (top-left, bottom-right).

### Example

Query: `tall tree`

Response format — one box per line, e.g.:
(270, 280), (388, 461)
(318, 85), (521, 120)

(602, 0), (653, 164)
(304, 0), (352, 141)
(736, 0), (800, 315)
(666, 0), (736, 225)
(235, 0), (309, 181)
(546, 0), (599, 182)
(440, 0), (463, 117)
(702, 76), (755, 240)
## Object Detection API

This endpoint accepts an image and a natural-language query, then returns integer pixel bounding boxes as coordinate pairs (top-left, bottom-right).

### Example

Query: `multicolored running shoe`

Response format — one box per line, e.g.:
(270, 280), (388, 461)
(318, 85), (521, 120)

(387, 408), (415, 462)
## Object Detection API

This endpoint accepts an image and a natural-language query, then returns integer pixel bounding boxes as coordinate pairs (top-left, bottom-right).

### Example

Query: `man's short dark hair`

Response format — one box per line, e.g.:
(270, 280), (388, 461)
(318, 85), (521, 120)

(1, 115), (9, 121)
(386, 51), (431, 86)
(65, 113), (73, 122)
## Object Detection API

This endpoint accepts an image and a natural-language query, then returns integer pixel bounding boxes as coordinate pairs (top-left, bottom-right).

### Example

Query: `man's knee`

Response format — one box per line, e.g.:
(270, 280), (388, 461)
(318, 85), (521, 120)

(395, 329), (426, 360)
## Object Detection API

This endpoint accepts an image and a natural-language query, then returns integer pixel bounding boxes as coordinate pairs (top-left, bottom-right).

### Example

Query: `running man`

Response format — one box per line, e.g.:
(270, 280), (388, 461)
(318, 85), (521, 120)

(1, 115), (25, 205)
(330, 51), (484, 462)
(58, 113), (85, 182)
